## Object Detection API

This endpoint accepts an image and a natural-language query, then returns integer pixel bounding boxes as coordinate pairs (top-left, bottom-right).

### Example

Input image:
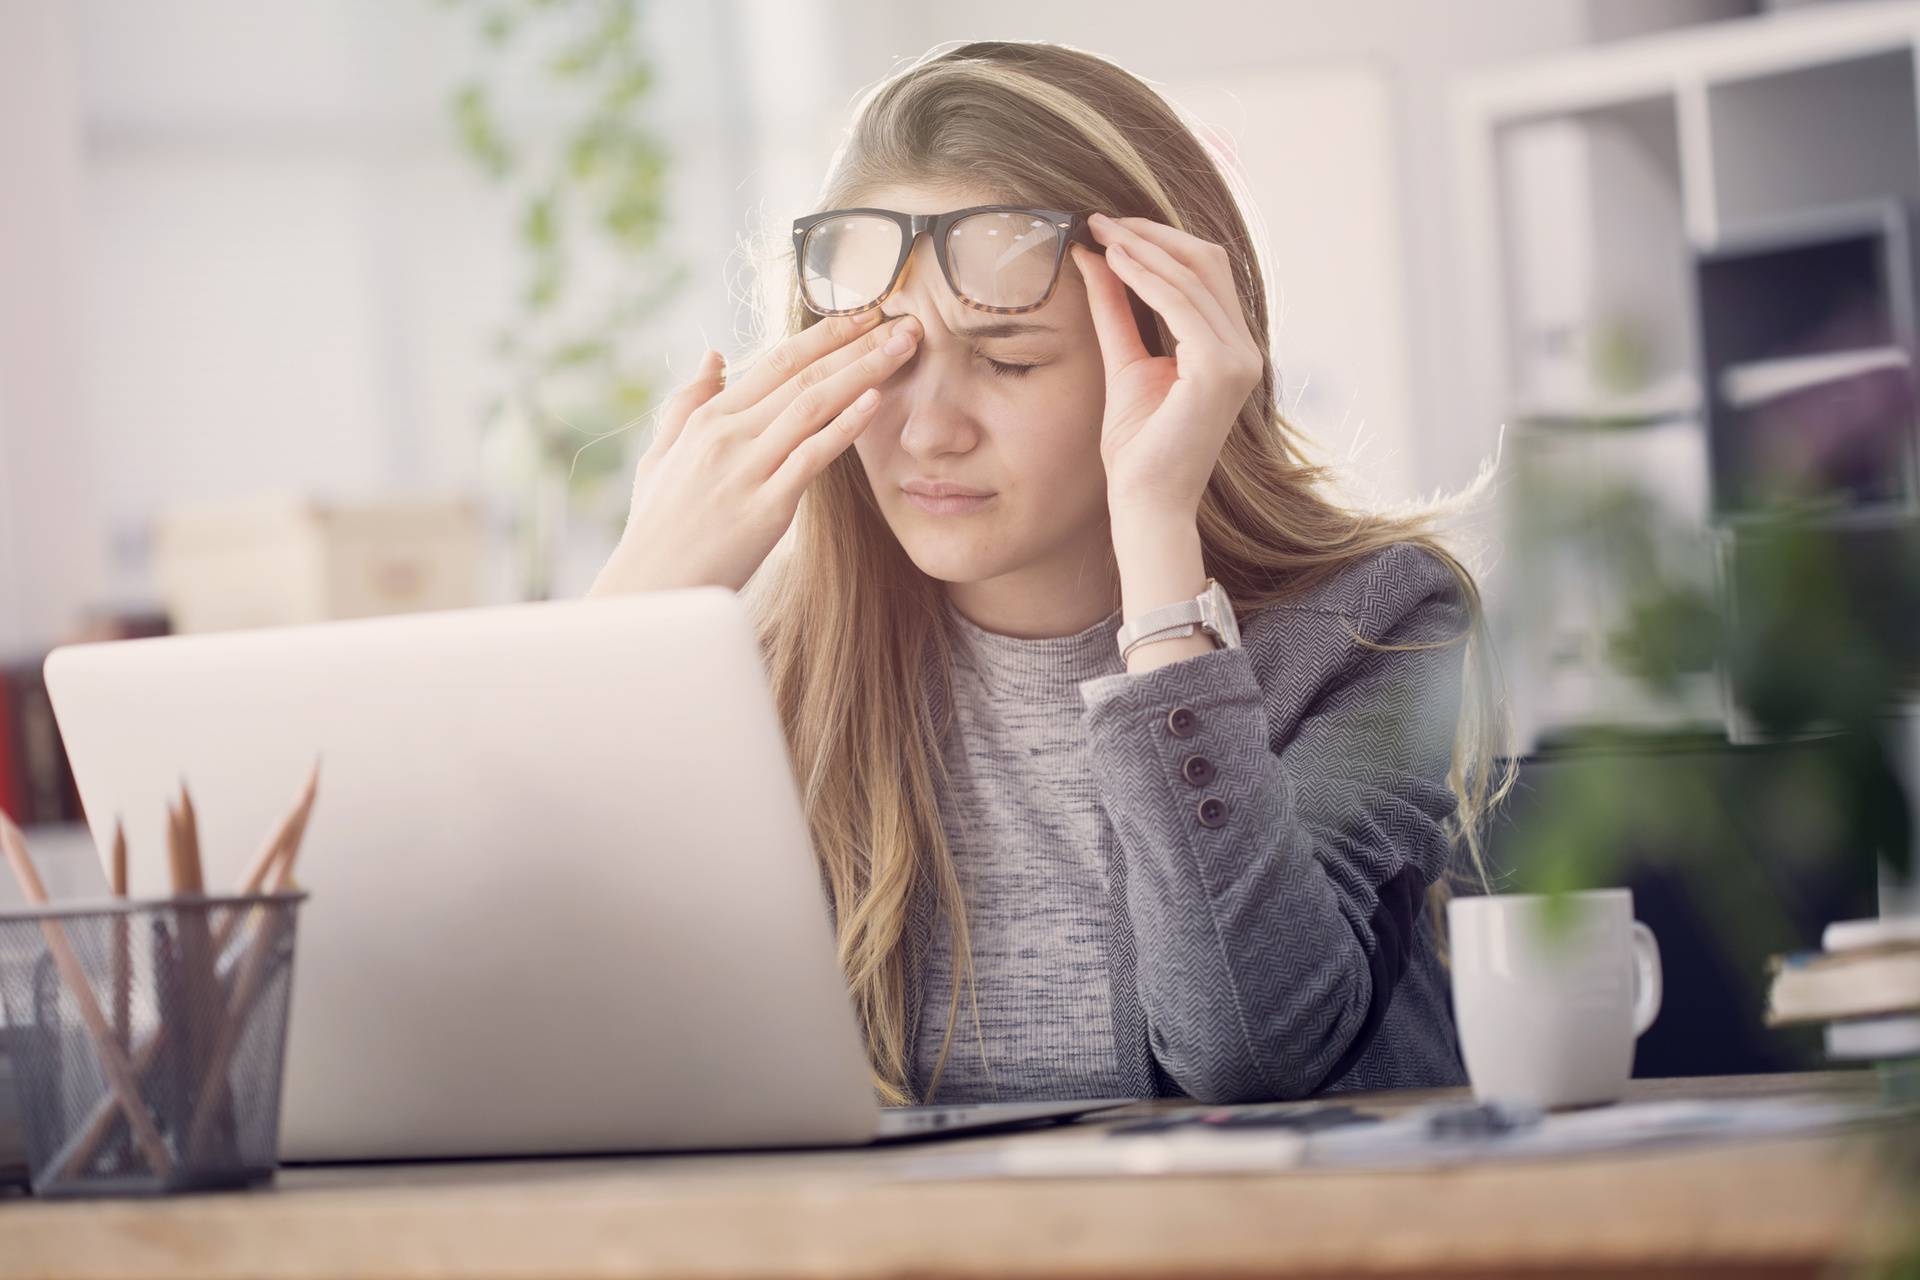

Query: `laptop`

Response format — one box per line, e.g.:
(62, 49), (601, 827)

(41, 588), (1131, 1160)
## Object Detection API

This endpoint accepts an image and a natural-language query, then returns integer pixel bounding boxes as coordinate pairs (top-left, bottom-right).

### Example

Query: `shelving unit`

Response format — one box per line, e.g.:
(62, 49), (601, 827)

(1451, 1), (1920, 751)
(1696, 200), (1920, 517)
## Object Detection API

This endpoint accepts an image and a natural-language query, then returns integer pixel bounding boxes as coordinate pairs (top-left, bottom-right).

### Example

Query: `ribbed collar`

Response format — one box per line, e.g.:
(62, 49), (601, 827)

(942, 593), (1126, 702)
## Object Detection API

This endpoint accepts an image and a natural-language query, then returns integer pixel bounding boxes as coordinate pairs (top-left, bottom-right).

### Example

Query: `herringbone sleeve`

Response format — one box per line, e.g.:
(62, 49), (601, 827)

(1075, 542), (1470, 1102)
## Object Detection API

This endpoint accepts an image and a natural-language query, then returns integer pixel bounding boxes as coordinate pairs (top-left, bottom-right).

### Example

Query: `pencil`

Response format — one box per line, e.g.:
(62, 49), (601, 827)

(170, 782), (226, 1160)
(46, 763), (322, 1178)
(184, 760), (321, 1162)
(110, 815), (130, 1053)
(0, 810), (174, 1177)
(231, 758), (321, 906)
(174, 779), (205, 892)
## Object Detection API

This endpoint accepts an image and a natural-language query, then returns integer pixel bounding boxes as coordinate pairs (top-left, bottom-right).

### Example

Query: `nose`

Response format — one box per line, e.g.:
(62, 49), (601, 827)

(876, 258), (981, 460)
(896, 372), (979, 459)
(881, 232), (943, 315)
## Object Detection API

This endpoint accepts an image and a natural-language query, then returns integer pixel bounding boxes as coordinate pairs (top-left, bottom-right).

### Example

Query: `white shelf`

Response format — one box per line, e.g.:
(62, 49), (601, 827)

(1514, 370), (1703, 424)
(1720, 344), (1911, 409)
(1707, 47), (1920, 238)
(1455, 2), (1920, 124)
(1494, 97), (1700, 418)
(1453, 2), (1920, 750)
(1714, 496), (1920, 529)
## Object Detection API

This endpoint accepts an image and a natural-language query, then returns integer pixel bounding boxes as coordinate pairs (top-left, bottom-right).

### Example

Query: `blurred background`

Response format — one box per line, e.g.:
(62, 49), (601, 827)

(3, 0), (1920, 1076)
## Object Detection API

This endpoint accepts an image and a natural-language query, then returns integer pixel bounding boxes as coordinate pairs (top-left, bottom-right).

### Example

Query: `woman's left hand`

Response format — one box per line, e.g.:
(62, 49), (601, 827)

(1073, 212), (1264, 523)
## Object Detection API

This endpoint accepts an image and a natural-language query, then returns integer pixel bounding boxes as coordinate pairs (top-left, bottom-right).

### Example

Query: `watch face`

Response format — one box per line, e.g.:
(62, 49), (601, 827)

(1206, 580), (1241, 647)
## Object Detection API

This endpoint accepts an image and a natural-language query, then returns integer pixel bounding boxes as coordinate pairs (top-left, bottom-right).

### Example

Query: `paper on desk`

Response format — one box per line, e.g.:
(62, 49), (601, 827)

(1309, 1096), (1879, 1171)
(893, 1127), (1310, 1180)
(0, 823), (110, 907)
(890, 1096), (1886, 1181)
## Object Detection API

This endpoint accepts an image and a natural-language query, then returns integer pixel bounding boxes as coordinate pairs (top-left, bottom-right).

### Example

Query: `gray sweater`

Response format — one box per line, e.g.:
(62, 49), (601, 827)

(906, 541), (1471, 1104)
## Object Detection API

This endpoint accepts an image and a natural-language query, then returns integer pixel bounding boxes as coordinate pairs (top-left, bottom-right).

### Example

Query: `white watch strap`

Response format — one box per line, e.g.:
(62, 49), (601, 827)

(1114, 599), (1203, 653)
(1118, 622), (1207, 663)
(1115, 578), (1236, 660)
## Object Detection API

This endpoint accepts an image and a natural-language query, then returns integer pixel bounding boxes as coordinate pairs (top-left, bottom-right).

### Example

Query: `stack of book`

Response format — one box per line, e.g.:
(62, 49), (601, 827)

(0, 610), (168, 828)
(1766, 915), (1920, 1062)
(0, 657), (84, 827)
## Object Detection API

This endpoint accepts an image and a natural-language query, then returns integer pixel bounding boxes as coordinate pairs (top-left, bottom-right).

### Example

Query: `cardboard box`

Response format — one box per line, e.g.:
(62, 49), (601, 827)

(153, 493), (483, 634)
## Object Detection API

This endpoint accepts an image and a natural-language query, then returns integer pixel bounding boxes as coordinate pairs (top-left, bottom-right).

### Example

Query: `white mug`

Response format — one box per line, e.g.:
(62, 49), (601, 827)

(1446, 889), (1663, 1108)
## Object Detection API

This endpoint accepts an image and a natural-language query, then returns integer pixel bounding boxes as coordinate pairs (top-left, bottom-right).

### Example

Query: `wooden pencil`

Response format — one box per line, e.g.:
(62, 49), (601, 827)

(110, 816), (130, 1055)
(47, 763), (321, 1180)
(0, 810), (174, 1177)
(170, 782), (227, 1161)
(109, 817), (127, 898)
(183, 760), (321, 1162)
(228, 758), (321, 910)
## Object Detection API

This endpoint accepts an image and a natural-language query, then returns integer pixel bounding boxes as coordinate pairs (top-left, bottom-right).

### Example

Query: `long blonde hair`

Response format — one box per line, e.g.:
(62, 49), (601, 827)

(734, 40), (1515, 1104)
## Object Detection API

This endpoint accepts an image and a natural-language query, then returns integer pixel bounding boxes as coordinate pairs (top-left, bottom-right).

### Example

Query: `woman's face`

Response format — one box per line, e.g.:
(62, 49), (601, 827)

(848, 185), (1112, 594)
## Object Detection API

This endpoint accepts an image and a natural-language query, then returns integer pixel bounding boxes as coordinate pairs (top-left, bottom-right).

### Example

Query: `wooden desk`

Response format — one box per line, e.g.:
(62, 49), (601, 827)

(1, 1072), (1913, 1279)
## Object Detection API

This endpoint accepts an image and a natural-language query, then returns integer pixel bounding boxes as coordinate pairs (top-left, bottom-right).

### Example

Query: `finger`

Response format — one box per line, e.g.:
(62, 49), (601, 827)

(710, 309), (884, 414)
(1101, 241), (1227, 356)
(1091, 218), (1235, 346)
(745, 314), (920, 433)
(1072, 243), (1151, 382)
(764, 386), (882, 508)
(648, 350), (727, 454)
(1105, 215), (1254, 346)
(751, 318), (921, 473)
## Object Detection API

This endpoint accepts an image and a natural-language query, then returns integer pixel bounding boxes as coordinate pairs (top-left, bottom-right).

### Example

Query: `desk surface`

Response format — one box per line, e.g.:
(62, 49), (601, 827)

(2, 1072), (1914, 1280)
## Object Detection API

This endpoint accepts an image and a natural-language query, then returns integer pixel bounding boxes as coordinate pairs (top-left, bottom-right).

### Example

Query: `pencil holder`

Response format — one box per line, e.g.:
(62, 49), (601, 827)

(0, 891), (306, 1196)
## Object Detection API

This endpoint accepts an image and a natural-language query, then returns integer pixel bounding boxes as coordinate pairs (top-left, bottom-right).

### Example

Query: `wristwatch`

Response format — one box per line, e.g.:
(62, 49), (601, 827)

(1114, 577), (1242, 662)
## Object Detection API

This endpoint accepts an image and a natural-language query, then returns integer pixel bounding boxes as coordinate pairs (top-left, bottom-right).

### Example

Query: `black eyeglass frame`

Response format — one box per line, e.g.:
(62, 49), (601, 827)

(791, 204), (1101, 317)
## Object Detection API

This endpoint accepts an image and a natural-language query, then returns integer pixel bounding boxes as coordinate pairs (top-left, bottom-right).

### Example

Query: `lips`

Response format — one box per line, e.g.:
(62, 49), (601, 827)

(901, 485), (995, 516)
(902, 481), (994, 499)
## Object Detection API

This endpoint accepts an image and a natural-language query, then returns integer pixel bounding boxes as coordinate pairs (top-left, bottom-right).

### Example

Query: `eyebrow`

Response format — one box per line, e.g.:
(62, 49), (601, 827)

(948, 320), (1058, 339)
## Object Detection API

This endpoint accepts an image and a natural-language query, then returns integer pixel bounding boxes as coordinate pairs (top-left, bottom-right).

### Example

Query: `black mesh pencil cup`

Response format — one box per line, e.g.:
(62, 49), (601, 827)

(0, 891), (306, 1196)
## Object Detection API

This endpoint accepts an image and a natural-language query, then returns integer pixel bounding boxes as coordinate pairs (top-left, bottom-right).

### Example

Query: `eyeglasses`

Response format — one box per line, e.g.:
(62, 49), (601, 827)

(792, 204), (1099, 317)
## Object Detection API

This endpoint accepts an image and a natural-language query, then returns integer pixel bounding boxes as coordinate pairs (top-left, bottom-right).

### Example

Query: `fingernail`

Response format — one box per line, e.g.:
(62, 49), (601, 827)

(855, 388), (879, 411)
(885, 325), (918, 355)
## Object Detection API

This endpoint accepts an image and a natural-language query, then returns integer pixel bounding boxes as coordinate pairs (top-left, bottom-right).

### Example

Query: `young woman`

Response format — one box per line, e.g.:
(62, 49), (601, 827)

(590, 40), (1513, 1106)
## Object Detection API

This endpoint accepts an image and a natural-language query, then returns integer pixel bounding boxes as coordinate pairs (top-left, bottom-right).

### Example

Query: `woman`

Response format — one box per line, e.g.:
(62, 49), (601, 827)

(590, 40), (1513, 1106)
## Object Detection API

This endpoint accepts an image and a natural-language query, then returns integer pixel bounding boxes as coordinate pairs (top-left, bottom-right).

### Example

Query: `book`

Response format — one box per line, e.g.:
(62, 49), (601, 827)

(0, 668), (20, 824)
(1823, 914), (1920, 953)
(1765, 942), (1920, 1024)
(1825, 1012), (1920, 1060)
(0, 659), (83, 826)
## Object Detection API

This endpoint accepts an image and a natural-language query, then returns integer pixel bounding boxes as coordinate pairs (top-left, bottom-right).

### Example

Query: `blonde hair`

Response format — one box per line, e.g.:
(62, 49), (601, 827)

(733, 40), (1515, 1104)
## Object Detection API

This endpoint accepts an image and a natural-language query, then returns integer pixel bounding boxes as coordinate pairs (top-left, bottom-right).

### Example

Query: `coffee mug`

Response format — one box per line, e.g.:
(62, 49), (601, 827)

(1446, 889), (1662, 1108)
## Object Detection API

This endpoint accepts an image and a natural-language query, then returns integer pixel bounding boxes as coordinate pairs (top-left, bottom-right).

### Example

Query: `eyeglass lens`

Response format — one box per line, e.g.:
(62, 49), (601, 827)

(800, 210), (1067, 313)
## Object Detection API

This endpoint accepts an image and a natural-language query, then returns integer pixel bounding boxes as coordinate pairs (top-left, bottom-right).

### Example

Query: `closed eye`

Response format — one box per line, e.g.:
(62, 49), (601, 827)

(982, 356), (1040, 379)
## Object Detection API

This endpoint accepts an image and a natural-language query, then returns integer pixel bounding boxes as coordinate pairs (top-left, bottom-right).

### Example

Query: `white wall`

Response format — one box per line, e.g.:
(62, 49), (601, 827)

(0, 0), (1758, 650)
(0, 1), (101, 656)
(0, 0), (761, 646)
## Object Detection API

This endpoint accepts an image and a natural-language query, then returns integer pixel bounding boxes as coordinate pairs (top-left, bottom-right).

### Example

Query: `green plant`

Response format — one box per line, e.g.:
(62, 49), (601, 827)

(1505, 446), (1918, 953)
(438, 0), (687, 600)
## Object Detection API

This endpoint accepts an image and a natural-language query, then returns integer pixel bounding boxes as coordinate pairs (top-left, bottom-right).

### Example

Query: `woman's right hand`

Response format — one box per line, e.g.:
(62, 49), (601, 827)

(588, 308), (922, 596)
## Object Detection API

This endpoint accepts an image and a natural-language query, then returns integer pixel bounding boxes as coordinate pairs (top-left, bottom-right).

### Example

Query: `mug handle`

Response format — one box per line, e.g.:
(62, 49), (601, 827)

(1630, 920), (1663, 1037)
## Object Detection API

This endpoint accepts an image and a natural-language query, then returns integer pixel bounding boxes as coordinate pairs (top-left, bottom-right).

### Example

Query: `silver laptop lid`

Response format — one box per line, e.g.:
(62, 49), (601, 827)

(44, 588), (881, 1158)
